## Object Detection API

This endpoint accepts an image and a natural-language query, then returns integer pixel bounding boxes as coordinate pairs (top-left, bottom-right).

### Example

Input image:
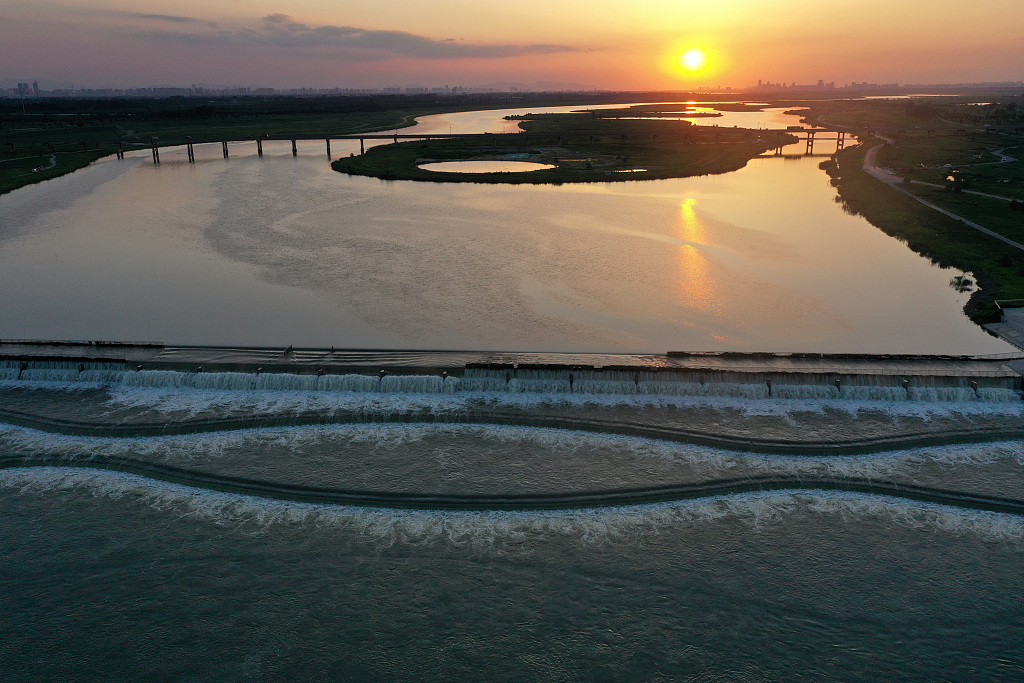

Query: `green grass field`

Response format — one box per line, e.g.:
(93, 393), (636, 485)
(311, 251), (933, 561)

(825, 144), (1024, 324)
(332, 114), (784, 184)
(0, 110), (418, 195)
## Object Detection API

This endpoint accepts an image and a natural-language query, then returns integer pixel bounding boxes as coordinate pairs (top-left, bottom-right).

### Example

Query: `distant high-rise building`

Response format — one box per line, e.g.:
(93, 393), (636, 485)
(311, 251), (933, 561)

(32, 81), (39, 97)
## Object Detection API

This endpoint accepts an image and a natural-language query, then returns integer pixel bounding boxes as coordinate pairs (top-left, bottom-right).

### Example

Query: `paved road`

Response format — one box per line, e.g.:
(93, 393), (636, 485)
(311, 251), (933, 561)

(863, 139), (1024, 251)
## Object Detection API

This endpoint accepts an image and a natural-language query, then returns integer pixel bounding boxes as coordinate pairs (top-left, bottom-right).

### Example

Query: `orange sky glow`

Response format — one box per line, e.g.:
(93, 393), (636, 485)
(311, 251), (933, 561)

(2, 0), (1022, 89)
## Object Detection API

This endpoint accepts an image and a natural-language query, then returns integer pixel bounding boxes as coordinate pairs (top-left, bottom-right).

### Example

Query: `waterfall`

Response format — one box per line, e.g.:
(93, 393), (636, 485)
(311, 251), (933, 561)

(1, 359), (1020, 403)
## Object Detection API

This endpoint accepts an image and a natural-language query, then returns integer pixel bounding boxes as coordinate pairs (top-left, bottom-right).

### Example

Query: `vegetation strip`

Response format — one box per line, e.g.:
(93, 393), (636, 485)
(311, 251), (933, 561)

(800, 97), (1024, 324)
(332, 110), (788, 183)
(822, 144), (1024, 324)
(1, 92), (758, 195)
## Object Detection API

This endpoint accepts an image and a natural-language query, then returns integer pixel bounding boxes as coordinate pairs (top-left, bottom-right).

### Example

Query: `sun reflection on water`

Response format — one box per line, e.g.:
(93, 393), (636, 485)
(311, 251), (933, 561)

(675, 198), (720, 315)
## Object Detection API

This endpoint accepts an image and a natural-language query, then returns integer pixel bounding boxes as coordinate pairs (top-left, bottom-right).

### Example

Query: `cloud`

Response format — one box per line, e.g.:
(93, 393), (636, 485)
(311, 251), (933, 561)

(133, 13), (205, 24)
(91, 10), (219, 28)
(120, 13), (579, 60)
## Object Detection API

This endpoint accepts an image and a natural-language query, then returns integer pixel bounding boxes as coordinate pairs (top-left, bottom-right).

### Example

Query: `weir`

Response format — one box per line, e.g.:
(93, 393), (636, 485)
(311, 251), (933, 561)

(1, 342), (1021, 401)
(4, 342), (1024, 509)
(4, 456), (1024, 514)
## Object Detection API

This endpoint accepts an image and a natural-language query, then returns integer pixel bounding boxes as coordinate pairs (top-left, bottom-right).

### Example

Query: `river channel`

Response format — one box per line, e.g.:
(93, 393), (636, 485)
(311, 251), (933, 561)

(2, 103), (1023, 680)
(0, 103), (1011, 353)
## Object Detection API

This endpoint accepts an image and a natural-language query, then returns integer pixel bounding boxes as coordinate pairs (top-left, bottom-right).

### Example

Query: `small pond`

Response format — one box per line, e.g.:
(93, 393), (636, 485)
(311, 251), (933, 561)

(418, 160), (556, 173)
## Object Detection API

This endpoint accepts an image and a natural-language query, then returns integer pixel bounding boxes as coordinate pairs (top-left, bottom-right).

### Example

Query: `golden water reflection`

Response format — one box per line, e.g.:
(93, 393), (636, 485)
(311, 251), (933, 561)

(675, 198), (721, 315)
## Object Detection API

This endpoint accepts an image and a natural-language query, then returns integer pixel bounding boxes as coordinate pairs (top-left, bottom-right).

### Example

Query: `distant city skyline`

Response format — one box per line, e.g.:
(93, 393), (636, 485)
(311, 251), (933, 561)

(3, 0), (1022, 91)
(5, 78), (1023, 101)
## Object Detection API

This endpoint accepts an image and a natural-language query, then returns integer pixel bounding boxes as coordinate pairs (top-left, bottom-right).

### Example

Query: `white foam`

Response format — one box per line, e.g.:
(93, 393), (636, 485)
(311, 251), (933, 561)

(0, 366), (1018, 406)
(2, 420), (1023, 494)
(1, 468), (1020, 553)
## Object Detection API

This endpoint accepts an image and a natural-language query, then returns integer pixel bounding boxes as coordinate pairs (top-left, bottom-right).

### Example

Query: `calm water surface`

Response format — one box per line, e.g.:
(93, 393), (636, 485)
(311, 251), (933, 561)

(419, 160), (557, 173)
(0, 104), (1009, 353)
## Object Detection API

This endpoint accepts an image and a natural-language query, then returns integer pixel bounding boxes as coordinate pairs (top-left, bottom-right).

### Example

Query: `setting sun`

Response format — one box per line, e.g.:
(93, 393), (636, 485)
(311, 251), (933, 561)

(679, 49), (707, 71)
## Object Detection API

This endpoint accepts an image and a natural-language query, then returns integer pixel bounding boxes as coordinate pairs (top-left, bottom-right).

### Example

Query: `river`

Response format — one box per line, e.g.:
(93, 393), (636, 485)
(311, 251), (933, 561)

(1, 103), (1022, 681)
(0, 103), (1011, 353)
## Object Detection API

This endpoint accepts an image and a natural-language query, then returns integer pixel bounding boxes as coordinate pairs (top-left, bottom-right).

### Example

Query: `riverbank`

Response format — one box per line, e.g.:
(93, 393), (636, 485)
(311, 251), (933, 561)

(0, 96), (605, 196)
(0, 149), (110, 195)
(0, 109), (421, 196)
(823, 143), (1024, 324)
(331, 116), (784, 184)
(3, 93), (767, 196)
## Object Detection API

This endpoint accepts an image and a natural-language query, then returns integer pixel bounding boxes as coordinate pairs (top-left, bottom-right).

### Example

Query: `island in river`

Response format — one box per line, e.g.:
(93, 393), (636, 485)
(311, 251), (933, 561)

(331, 110), (795, 184)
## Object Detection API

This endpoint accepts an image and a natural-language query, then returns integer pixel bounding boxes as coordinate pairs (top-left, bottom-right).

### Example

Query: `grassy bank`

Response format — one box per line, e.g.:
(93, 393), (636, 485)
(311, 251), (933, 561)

(0, 149), (112, 195)
(901, 184), (1024, 244)
(823, 144), (1024, 324)
(1, 92), (750, 196)
(332, 115), (783, 184)
(876, 132), (1024, 201)
(0, 110), (419, 196)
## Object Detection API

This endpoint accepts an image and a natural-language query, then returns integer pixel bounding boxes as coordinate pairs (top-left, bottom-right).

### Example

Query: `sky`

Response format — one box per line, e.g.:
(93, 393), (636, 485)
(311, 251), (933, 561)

(2, 0), (1023, 90)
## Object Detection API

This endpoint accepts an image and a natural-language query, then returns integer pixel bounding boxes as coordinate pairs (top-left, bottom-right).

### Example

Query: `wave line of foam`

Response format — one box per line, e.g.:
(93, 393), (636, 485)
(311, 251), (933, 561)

(2, 467), (1021, 551)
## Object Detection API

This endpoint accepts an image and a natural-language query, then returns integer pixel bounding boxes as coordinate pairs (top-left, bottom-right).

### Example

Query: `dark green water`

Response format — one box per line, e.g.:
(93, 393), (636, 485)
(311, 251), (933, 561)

(2, 475), (1023, 682)
(2, 409), (1024, 680)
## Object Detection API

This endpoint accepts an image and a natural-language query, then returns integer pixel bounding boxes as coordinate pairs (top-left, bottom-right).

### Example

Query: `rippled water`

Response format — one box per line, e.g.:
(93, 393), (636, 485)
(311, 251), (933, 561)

(2, 103), (1022, 679)
(2, 463), (1023, 681)
(0, 378), (1022, 682)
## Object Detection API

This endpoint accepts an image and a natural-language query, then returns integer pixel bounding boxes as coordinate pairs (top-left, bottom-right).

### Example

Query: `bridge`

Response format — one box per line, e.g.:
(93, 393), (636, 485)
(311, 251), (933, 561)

(5, 124), (1022, 164)
(2, 132), (530, 163)
(2, 130), (812, 163)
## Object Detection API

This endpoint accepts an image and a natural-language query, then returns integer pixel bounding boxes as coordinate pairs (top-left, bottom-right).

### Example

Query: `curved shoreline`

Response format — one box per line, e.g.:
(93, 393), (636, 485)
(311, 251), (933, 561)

(3, 458), (1023, 514)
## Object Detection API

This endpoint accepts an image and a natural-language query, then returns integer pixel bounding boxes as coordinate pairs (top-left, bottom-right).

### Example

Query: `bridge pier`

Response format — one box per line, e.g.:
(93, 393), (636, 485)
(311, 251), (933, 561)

(393, 134), (398, 144)
(291, 140), (297, 156)
(836, 131), (845, 151)
(222, 141), (229, 159)
(116, 141), (124, 160)
(325, 138), (331, 158)
(150, 138), (159, 164)
(186, 141), (194, 163)
(359, 138), (364, 154)
(805, 131), (816, 155)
